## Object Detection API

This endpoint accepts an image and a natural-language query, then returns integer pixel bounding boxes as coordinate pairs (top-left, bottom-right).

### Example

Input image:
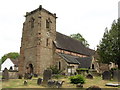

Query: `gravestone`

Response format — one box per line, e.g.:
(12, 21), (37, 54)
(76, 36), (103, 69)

(113, 70), (120, 82)
(86, 74), (93, 79)
(18, 74), (23, 79)
(24, 80), (28, 86)
(43, 69), (52, 84)
(55, 81), (65, 88)
(47, 80), (56, 87)
(37, 78), (42, 85)
(86, 85), (101, 90)
(76, 83), (83, 88)
(102, 71), (111, 80)
(2, 68), (9, 81)
(24, 73), (32, 79)
(34, 74), (38, 77)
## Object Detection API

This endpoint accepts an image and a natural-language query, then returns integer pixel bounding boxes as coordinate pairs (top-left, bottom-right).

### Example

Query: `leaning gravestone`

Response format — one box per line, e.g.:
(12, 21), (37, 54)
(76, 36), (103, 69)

(2, 68), (9, 81)
(113, 70), (120, 82)
(43, 69), (52, 84)
(24, 80), (28, 86)
(37, 78), (42, 85)
(24, 73), (32, 79)
(102, 71), (111, 80)
(86, 74), (93, 79)
(18, 74), (23, 79)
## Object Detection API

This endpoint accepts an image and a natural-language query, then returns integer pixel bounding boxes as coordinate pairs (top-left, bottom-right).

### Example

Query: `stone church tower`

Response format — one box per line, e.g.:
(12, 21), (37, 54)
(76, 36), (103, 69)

(19, 5), (56, 75)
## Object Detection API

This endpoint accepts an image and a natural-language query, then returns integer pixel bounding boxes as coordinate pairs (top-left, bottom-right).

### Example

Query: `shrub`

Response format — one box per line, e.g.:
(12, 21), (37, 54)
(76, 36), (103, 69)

(52, 74), (64, 79)
(110, 68), (118, 71)
(69, 75), (85, 84)
(49, 65), (62, 74)
(76, 68), (89, 71)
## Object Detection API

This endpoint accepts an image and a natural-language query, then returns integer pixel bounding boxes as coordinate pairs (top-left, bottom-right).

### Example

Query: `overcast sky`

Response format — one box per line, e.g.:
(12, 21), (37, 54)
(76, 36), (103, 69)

(0, 0), (119, 58)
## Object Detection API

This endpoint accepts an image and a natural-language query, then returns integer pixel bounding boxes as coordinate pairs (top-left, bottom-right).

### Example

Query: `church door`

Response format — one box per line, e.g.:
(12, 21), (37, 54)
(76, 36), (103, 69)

(29, 64), (34, 74)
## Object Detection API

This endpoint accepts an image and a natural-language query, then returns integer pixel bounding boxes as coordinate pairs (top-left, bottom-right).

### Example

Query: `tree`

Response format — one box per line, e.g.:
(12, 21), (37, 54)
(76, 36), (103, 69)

(70, 33), (89, 47)
(97, 18), (120, 69)
(0, 52), (20, 64)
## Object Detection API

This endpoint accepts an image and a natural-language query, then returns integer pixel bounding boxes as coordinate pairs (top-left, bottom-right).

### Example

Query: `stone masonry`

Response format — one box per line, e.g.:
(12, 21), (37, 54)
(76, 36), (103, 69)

(19, 5), (56, 75)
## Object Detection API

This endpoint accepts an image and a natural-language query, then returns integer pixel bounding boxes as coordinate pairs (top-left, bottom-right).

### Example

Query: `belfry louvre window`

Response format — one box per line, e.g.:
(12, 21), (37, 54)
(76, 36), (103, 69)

(46, 20), (50, 28)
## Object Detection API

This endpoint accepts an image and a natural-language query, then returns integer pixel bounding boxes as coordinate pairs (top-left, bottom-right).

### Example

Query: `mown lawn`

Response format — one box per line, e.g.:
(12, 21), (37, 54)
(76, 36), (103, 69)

(1, 75), (119, 89)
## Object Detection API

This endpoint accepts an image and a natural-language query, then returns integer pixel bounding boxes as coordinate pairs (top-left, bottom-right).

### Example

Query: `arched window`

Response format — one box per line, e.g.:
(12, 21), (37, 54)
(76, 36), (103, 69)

(46, 38), (49, 46)
(46, 20), (50, 28)
(58, 61), (61, 70)
(92, 64), (95, 69)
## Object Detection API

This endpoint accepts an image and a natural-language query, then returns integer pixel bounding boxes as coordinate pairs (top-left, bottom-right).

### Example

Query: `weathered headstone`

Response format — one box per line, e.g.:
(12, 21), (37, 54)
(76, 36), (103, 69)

(47, 80), (56, 87)
(24, 73), (32, 79)
(18, 74), (23, 79)
(86, 74), (93, 79)
(56, 81), (65, 88)
(37, 78), (42, 85)
(43, 69), (52, 84)
(24, 80), (28, 86)
(2, 68), (9, 81)
(102, 71), (111, 80)
(86, 85), (101, 90)
(113, 70), (120, 82)
(76, 83), (83, 88)
(34, 74), (38, 77)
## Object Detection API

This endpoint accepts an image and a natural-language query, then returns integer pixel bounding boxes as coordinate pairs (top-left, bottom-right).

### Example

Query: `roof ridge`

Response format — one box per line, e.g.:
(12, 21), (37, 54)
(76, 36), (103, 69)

(56, 31), (84, 46)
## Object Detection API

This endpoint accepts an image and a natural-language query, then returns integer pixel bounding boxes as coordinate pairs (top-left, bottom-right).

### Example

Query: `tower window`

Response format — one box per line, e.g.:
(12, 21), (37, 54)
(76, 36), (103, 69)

(46, 38), (49, 46)
(58, 61), (61, 70)
(31, 18), (35, 28)
(46, 20), (50, 28)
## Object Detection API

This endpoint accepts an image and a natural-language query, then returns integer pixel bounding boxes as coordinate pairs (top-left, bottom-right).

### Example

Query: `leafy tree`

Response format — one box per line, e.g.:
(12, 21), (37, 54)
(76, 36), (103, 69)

(70, 33), (89, 47)
(97, 18), (120, 69)
(0, 52), (20, 64)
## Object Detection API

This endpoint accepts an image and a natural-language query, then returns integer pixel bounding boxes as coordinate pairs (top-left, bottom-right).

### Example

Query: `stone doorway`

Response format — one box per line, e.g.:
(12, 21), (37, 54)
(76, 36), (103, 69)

(29, 64), (34, 74)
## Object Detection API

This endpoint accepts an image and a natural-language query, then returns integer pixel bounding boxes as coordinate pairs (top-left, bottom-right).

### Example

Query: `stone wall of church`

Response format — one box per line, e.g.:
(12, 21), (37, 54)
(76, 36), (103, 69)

(54, 53), (68, 74)
(53, 53), (79, 75)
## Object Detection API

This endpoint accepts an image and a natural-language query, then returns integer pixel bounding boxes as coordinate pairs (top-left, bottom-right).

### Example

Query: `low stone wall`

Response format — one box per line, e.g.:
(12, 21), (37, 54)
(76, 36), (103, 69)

(9, 71), (18, 79)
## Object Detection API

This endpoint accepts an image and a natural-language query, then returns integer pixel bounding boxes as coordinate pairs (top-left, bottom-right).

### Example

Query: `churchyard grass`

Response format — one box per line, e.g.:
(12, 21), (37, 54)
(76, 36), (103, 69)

(2, 75), (118, 89)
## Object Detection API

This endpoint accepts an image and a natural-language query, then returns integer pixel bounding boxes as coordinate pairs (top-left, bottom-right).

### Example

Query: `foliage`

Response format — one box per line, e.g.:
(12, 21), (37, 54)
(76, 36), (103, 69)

(69, 75), (85, 84)
(97, 18), (120, 69)
(52, 74), (65, 79)
(0, 52), (20, 64)
(110, 68), (118, 71)
(70, 33), (89, 47)
(49, 65), (62, 74)
(76, 68), (89, 71)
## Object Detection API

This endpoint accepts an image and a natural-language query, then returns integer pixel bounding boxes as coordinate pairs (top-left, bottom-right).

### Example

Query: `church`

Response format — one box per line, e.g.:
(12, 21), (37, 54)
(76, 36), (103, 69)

(18, 5), (95, 75)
